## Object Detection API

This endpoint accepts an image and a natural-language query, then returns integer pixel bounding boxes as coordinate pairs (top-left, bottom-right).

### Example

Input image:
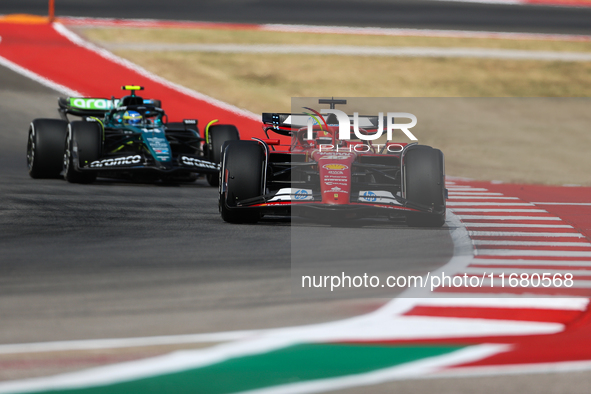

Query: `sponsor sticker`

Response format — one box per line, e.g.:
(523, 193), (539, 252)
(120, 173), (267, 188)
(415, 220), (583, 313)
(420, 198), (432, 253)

(323, 164), (349, 170)
(324, 186), (349, 194)
(70, 98), (122, 110)
(146, 137), (169, 148)
(90, 155), (141, 168)
(294, 190), (310, 200)
(361, 191), (377, 202)
(268, 188), (314, 202)
(358, 190), (400, 204)
(181, 156), (218, 169)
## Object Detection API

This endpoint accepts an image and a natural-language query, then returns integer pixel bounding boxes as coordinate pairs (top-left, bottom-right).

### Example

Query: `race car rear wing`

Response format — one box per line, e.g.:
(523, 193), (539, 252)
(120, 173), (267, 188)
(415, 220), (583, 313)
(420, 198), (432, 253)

(58, 97), (162, 119)
(262, 112), (381, 130)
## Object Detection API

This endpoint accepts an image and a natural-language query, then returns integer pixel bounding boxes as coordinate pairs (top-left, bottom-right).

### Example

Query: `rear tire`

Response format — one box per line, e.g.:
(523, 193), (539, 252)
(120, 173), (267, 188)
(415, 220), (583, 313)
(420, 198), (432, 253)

(219, 140), (264, 223)
(206, 124), (240, 187)
(404, 145), (446, 227)
(64, 121), (102, 184)
(27, 119), (68, 178)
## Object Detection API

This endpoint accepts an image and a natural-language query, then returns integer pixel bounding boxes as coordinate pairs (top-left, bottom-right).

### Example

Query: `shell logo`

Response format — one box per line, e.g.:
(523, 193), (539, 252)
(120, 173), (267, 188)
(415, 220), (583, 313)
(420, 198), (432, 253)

(323, 164), (348, 170)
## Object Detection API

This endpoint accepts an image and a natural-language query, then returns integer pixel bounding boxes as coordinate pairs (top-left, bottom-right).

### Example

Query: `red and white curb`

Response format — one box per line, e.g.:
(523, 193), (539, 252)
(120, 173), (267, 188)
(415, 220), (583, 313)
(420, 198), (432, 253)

(1, 180), (589, 393)
(437, 180), (591, 296)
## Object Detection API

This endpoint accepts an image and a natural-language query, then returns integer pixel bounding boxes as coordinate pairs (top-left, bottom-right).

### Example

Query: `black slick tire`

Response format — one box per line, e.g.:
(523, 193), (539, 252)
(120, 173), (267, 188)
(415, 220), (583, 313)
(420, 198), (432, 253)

(219, 140), (263, 224)
(206, 124), (240, 187)
(27, 119), (68, 178)
(404, 145), (446, 227)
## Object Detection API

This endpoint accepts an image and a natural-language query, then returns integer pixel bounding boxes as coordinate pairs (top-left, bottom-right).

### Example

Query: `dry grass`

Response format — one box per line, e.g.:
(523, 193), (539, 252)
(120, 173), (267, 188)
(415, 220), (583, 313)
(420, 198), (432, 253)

(84, 27), (591, 52)
(77, 27), (591, 185)
(111, 51), (591, 113)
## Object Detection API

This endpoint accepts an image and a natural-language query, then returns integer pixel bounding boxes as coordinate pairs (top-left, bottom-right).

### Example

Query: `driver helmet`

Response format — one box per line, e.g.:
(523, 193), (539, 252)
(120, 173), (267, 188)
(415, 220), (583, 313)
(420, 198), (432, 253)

(122, 110), (142, 126)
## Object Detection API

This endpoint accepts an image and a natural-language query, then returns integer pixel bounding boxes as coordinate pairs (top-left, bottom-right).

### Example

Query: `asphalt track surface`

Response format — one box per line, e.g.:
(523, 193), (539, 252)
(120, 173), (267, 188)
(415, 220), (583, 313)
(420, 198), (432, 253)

(0, 65), (453, 345)
(4, 0), (591, 34)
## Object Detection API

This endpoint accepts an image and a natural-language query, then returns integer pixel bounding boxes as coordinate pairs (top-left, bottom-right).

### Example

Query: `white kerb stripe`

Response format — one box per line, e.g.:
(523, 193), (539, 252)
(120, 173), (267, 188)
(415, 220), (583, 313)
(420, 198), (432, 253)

(469, 231), (585, 238)
(458, 216), (561, 220)
(463, 267), (591, 276)
(413, 297), (589, 310)
(0, 331), (259, 355)
(475, 250), (591, 257)
(445, 278), (591, 289)
(532, 203), (591, 206)
(463, 223), (572, 228)
(474, 240), (591, 247)
(470, 259), (591, 267)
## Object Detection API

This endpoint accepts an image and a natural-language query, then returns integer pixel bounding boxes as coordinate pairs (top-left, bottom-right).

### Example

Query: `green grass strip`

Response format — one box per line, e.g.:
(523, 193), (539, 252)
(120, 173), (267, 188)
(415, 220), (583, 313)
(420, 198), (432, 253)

(31, 343), (464, 394)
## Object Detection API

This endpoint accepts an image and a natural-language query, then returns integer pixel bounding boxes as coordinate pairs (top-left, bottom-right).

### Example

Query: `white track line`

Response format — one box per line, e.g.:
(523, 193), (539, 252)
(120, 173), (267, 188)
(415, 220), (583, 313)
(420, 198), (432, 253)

(413, 297), (589, 310)
(532, 202), (591, 206)
(470, 259), (591, 267)
(463, 223), (573, 228)
(458, 215), (561, 220)
(476, 250), (591, 257)
(474, 240), (591, 247)
(466, 279), (591, 288)
(464, 267), (591, 276)
(0, 55), (80, 96)
(0, 331), (259, 355)
(469, 231), (585, 237)
(100, 43), (591, 62)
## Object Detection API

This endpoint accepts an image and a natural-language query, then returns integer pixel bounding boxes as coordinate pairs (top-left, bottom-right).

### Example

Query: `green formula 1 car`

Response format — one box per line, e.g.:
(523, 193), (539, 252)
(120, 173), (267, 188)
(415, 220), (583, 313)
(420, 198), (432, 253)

(27, 85), (239, 184)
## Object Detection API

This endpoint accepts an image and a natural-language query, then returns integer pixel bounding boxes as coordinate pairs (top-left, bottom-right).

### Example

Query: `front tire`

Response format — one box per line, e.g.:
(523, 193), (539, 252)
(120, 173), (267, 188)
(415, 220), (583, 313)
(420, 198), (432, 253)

(27, 119), (68, 179)
(403, 145), (446, 227)
(64, 121), (102, 184)
(206, 124), (240, 187)
(219, 140), (264, 223)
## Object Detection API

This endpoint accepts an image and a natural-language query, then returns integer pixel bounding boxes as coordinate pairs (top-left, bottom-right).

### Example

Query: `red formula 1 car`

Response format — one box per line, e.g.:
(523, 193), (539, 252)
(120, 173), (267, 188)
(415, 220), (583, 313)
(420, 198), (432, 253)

(218, 99), (446, 226)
